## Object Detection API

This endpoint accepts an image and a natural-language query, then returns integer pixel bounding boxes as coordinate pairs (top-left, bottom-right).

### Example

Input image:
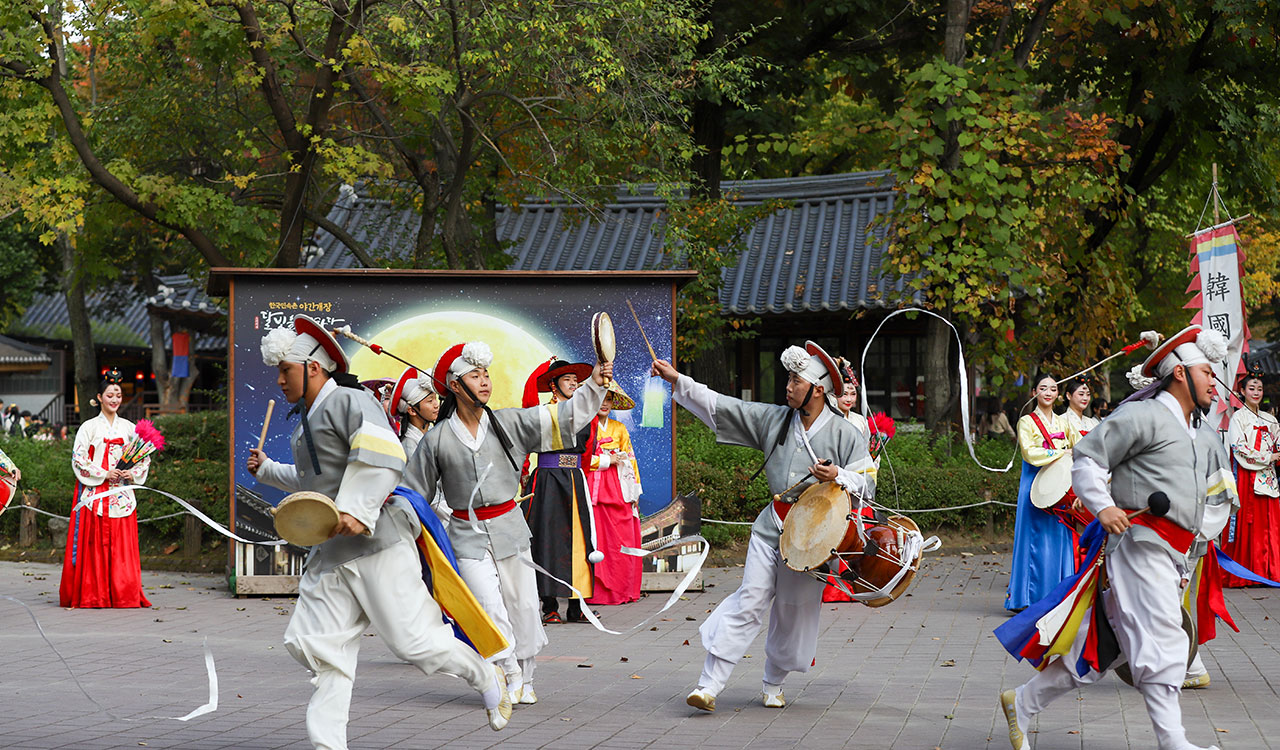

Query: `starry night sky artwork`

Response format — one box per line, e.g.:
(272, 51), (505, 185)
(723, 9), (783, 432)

(230, 274), (676, 520)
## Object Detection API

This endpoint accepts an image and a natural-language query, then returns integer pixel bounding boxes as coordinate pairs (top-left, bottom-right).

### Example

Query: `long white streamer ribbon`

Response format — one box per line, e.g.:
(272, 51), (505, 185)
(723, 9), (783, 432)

(173, 640), (219, 721)
(2, 596), (218, 722)
(859, 308), (1017, 473)
(521, 533), (709, 635)
(76, 485), (287, 546)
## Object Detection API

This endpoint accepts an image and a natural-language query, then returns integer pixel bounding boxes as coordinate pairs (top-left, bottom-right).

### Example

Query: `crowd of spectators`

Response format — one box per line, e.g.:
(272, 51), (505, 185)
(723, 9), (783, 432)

(0, 398), (67, 441)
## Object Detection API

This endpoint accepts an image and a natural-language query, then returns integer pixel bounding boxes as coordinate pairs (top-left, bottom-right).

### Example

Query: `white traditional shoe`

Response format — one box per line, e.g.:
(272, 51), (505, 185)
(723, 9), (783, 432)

(686, 688), (716, 712)
(999, 688), (1029, 750)
(486, 666), (512, 731)
(1181, 672), (1210, 689)
(519, 684), (538, 704)
(761, 690), (785, 708)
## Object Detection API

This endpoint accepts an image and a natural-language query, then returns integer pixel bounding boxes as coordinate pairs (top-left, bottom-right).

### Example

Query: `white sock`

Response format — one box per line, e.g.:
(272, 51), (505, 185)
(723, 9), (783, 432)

(1013, 685), (1030, 734)
(481, 675), (503, 710)
(762, 682), (783, 698)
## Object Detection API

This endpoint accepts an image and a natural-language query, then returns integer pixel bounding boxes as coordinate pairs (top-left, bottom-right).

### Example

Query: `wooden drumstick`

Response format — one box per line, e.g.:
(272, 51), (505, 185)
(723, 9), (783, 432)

(626, 299), (659, 364)
(772, 460), (832, 502)
(257, 399), (276, 451)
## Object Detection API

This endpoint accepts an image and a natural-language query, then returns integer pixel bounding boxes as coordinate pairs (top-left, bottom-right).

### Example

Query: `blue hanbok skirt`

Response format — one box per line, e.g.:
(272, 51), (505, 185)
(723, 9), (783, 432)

(1004, 460), (1077, 611)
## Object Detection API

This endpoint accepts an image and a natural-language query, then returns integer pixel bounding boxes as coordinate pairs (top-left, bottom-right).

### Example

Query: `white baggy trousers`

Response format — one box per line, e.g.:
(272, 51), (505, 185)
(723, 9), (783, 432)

(455, 546), (548, 692)
(1016, 534), (1197, 750)
(284, 538), (493, 750)
(698, 532), (827, 692)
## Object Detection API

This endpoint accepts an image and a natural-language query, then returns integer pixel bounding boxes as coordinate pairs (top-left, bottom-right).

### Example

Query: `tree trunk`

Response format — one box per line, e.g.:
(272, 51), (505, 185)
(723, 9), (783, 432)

(690, 95), (725, 200)
(60, 234), (97, 420)
(690, 1), (725, 200)
(927, 0), (968, 437)
(924, 317), (952, 435)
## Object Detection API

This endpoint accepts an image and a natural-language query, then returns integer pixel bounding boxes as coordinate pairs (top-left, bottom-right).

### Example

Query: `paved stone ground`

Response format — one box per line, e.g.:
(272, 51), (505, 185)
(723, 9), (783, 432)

(2, 552), (1278, 749)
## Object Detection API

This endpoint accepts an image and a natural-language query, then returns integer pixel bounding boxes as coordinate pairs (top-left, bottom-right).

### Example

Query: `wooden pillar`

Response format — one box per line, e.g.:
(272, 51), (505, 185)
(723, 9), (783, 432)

(19, 491), (39, 547)
(183, 501), (202, 559)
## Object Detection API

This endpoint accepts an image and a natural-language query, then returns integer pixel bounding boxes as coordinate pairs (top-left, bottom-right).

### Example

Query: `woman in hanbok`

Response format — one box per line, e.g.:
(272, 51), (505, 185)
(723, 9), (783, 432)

(1060, 376), (1099, 435)
(0, 445), (20, 515)
(585, 381), (644, 606)
(1005, 374), (1080, 612)
(833, 359), (869, 439)
(823, 360), (878, 603)
(59, 369), (152, 608)
(1222, 362), (1280, 586)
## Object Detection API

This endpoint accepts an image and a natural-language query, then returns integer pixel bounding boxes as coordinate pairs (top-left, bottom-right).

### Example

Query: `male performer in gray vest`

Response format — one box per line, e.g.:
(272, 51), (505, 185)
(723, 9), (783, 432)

(652, 341), (872, 711)
(247, 316), (511, 748)
(404, 341), (611, 706)
(1000, 325), (1237, 750)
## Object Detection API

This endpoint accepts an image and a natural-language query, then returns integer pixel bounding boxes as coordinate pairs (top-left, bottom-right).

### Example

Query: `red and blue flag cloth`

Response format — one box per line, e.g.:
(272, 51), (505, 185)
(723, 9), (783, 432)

(996, 523), (1246, 678)
(171, 332), (190, 378)
(392, 485), (509, 659)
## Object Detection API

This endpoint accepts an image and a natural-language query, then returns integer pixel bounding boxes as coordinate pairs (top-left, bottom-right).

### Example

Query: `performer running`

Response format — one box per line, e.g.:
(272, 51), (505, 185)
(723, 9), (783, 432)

(521, 357), (599, 624)
(650, 342), (871, 711)
(998, 325), (1236, 750)
(246, 316), (511, 748)
(585, 381), (645, 606)
(59, 368), (153, 608)
(1221, 359), (1280, 586)
(388, 366), (440, 457)
(1005, 374), (1081, 612)
(403, 342), (611, 706)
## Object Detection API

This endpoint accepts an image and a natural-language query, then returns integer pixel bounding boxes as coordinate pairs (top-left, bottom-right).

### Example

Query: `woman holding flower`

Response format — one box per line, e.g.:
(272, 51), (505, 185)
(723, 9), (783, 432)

(59, 368), (154, 608)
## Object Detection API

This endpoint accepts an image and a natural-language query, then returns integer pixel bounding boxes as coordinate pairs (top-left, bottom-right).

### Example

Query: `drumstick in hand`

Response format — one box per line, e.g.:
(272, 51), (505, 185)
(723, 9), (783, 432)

(257, 399), (276, 451)
(772, 460), (832, 502)
(626, 299), (659, 364)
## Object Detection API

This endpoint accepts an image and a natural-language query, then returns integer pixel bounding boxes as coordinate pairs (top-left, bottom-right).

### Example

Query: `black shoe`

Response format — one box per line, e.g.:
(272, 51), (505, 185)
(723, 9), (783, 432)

(565, 607), (597, 623)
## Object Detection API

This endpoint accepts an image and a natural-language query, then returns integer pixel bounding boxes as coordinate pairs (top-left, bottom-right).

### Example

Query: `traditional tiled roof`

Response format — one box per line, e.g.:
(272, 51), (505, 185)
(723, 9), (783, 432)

(7, 274), (225, 352)
(0, 334), (52, 366)
(306, 172), (920, 313)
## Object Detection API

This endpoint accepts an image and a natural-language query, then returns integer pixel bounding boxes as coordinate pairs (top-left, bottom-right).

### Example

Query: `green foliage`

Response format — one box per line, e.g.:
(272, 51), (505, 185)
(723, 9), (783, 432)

(0, 412), (230, 552)
(0, 217), (58, 329)
(675, 408), (1020, 543)
(883, 54), (1130, 387)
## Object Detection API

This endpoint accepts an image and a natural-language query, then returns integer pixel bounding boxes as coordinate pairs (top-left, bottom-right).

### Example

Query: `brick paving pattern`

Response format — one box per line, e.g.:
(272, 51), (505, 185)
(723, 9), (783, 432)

(2, 552), (1278, 749)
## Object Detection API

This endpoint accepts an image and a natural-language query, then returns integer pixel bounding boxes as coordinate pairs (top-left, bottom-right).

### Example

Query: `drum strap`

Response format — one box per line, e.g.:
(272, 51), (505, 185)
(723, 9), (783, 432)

(1029, 412), (1062, 450)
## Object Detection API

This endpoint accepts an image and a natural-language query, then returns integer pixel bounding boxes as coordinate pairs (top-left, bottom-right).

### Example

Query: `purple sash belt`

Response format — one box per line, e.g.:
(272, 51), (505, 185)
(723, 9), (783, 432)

(537, 453), (583, 470)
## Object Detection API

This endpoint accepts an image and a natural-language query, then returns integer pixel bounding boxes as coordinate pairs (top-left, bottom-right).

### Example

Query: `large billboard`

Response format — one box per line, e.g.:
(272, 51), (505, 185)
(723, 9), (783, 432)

(214, 269), (686, 593)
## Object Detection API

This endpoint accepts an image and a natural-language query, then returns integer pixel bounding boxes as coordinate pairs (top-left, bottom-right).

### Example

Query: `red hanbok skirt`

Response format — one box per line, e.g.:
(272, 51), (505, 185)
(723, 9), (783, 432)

(59, 485), (151, 608)
(1221, 469), (1280, 587)
(586, 468), (642, 605)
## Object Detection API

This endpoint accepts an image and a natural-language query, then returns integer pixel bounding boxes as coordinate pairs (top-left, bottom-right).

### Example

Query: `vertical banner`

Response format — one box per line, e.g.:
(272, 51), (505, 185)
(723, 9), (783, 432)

(171, 331), (191, 378)
(1186, 224), (1248, 430)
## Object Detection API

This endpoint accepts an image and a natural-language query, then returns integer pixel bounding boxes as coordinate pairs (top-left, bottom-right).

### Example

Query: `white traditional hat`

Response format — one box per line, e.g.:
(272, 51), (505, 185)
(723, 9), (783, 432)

(259, 315), (349, 373)
(779, 340), (844, 397)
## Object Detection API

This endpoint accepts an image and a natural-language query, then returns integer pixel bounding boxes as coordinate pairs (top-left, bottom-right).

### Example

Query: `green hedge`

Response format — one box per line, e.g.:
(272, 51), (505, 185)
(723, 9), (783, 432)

(2, 405), (1022, 553)
(0, 411), (230, 552)
(674, 407), (1021, 544)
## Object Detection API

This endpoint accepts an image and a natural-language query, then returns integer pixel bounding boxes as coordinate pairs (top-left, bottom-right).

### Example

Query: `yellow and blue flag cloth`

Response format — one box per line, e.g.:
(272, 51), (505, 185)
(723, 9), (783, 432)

(392, 486), (509, 659)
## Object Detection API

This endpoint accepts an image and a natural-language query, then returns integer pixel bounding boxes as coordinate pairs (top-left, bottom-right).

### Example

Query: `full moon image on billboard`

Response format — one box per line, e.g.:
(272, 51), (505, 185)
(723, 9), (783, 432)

(349, 311), (554, 408)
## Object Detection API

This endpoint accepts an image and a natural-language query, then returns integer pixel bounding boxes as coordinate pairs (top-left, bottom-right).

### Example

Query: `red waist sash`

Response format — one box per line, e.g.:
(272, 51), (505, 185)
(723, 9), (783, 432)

(773, 499), (792, 522)
(1131, 512), (1194, 555)
(452, 499), (517, 521)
